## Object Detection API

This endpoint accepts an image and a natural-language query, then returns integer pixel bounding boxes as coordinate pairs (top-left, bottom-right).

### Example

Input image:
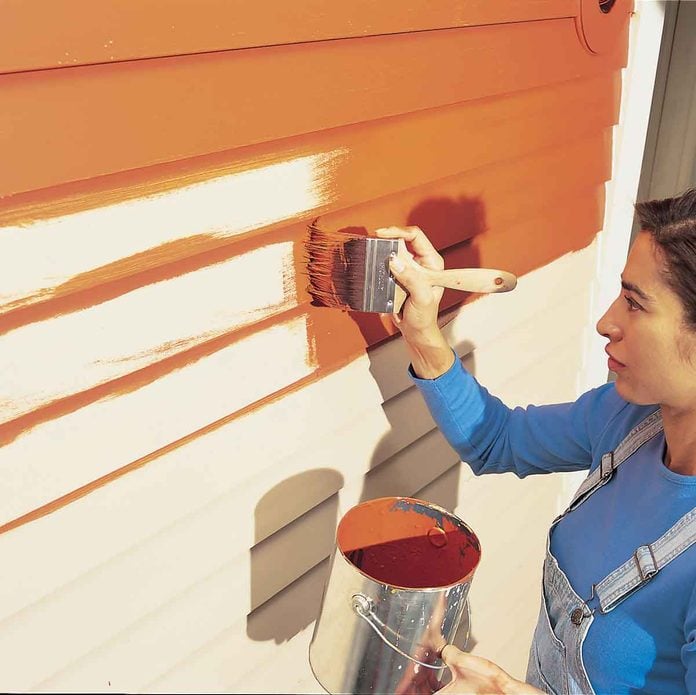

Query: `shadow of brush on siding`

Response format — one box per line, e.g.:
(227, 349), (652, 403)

(247, 469), (343, 643)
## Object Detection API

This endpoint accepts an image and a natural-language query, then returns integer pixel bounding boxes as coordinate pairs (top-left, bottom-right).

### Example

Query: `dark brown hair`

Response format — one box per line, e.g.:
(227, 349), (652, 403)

(635, 187), (696, 329)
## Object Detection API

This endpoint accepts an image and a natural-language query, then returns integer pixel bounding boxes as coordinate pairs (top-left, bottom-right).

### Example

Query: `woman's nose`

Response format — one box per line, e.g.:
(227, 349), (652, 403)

(596, 301), (622, 341)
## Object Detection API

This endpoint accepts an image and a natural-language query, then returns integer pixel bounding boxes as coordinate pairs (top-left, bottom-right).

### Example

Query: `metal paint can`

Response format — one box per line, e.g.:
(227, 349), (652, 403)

(309, 496), (482, 694)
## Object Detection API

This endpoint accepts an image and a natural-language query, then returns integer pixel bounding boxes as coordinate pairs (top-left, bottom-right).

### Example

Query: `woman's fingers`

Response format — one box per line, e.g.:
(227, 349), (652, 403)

(440, 644), (459, 665)
(438, 646), (544, 695)
(442, 646), (493, 673)
(374, 225), (420, 241)
(375, 226), (444, 271)
(441, 645), (477, 672)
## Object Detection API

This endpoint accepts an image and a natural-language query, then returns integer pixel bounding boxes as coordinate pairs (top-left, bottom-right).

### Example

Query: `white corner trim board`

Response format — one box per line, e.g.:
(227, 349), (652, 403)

(582, 0), (666, 391)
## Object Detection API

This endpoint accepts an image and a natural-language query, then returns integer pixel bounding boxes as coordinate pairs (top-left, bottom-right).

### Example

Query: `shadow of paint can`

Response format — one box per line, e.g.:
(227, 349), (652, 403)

(309, 496), (482, 694)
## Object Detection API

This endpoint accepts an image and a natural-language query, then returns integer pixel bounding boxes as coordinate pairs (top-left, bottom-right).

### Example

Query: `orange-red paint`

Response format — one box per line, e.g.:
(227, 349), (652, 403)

(1, 19), (626, 197)
(338, 497), (481, 588)
(0, 304), (307, 448)
(0, 0), (579, 74)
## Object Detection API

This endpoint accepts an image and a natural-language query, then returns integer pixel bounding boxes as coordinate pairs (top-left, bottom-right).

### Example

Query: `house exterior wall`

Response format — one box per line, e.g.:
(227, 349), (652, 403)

(0, 1), (656, 691)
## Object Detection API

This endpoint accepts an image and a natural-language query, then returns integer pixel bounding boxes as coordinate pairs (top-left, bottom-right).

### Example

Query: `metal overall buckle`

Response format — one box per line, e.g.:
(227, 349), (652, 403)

(633, 543), (659, 583)
(600, 451), (614, 481)
(570, 584), (596, 626)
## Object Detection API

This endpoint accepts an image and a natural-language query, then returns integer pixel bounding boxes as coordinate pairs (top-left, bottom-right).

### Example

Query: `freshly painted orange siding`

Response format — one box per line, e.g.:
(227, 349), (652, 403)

(0, 2), (633, 689)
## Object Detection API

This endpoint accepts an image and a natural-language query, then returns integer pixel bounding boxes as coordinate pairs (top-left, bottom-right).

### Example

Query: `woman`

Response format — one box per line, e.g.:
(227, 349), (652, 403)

(378, 188), (696, 694)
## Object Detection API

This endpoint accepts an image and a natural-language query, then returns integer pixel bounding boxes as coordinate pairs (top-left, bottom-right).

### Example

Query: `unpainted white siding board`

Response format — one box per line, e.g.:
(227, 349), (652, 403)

(346, 428), (460, 505)
(24, 444), (458, 692)
(0, 241), (298, 425)
(0, 315), (313, 527)
(0, 355), (383, 621)
(254, 416), (456, 543)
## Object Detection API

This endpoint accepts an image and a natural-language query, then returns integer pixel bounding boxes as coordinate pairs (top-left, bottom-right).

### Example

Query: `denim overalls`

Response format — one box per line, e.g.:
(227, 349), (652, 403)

(526, 410), (696, 694)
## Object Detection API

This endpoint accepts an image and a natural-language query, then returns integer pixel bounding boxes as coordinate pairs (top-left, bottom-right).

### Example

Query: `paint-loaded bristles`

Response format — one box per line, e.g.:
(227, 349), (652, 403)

(305, 224), (368, 310)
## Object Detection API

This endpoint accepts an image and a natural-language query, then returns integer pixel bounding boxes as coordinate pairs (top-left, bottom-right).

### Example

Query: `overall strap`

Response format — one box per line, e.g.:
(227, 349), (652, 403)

(594, 507), (696, 613)
(565, 409), (663, 513)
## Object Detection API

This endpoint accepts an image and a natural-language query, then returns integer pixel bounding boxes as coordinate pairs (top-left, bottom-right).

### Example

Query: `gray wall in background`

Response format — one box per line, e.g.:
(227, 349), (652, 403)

(636, 0), (696, 217)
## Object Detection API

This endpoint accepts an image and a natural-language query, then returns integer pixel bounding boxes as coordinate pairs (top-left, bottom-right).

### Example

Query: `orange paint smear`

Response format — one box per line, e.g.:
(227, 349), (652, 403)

(0, 359), (328, 538)
(0, 130), (610, 441)
(0, 228), (296, 337)
(0, 173), (602, 455)
(0, 309), (383, 537)
(0, 304), (307, 448)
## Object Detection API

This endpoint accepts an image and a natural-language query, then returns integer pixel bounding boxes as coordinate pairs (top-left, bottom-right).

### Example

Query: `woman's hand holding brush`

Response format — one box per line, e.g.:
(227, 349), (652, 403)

(375, 226), (456, 380)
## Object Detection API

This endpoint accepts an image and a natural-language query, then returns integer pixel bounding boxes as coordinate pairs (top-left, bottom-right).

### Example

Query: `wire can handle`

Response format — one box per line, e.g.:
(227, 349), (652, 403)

(351, 593), (470, 671)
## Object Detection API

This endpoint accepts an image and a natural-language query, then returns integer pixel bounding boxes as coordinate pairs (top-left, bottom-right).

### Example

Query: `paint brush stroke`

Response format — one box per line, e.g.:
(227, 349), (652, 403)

(0, 151), (343, 308)
(0, 315), (312, 527)
(0, 242), (295, 424)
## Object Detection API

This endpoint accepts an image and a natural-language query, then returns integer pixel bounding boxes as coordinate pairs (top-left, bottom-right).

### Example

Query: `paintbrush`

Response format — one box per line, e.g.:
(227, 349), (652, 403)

(305, 224), (517, 313)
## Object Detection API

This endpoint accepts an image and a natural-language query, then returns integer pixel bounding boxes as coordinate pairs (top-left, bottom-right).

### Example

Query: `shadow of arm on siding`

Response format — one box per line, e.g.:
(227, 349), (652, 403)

(247, 469), (343, 643)
(357, 193), (487, 504)
(247, 557), (332, 644)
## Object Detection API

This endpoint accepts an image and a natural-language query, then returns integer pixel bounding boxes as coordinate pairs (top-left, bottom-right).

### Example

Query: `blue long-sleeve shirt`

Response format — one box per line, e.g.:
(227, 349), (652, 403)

(411, 356), (696, 694)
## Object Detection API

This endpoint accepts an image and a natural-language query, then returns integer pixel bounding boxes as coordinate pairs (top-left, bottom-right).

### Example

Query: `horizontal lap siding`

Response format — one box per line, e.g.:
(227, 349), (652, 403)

(0, 2), (632, 690)
(0, 0), (577, 73)
(0, 84), (614, 316)
(1, 19), (625, 197)
(0, 246), (597, 692)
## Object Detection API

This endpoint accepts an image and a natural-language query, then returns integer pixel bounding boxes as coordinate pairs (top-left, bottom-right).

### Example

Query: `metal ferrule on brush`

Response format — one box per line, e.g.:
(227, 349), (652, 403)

(362, 238), (399, 313)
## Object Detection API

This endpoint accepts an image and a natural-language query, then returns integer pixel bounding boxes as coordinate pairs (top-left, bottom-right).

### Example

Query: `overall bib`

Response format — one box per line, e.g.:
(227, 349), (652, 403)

(526, 410), (696, 694)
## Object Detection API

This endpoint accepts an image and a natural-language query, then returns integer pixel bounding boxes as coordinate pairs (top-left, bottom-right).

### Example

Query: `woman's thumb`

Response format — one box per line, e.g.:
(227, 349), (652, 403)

(440, 644), (462, 669)
(389, 253), (406, 274)
(389, 255), (431, 305)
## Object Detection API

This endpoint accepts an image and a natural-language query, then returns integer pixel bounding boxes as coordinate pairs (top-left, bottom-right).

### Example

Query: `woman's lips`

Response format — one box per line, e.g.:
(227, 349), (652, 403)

(606, 347), (626, 371)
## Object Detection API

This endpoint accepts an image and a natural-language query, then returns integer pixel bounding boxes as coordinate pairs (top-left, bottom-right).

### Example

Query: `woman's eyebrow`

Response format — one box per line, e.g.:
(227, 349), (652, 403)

(621, 278), (653, 303)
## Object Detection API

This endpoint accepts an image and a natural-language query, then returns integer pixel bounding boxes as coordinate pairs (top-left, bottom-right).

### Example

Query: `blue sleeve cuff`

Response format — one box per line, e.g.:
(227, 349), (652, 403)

(408, 349), (462, 390)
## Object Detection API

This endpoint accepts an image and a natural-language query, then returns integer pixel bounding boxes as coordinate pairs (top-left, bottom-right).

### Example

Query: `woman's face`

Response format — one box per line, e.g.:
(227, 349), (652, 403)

(596, 231), (696, 408)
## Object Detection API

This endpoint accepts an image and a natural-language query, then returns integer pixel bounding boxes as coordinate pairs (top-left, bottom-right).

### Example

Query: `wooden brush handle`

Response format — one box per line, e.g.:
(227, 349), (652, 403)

(417, 267), (517, 293)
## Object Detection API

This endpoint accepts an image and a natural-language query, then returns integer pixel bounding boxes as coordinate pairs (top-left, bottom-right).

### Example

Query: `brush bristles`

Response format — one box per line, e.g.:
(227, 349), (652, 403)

(305, 224), (367, 310)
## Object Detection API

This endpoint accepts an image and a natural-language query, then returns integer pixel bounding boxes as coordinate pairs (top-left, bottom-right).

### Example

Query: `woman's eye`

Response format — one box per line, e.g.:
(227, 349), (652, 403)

(624, 295), (642, 312)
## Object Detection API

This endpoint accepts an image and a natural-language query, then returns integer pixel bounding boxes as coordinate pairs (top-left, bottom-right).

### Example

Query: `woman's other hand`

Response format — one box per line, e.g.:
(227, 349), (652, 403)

(375, 226), (454, 378)
(436, 645), (544, 695)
